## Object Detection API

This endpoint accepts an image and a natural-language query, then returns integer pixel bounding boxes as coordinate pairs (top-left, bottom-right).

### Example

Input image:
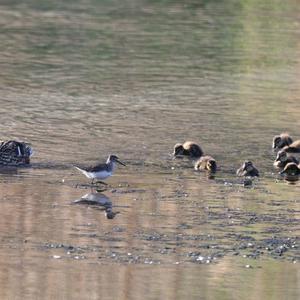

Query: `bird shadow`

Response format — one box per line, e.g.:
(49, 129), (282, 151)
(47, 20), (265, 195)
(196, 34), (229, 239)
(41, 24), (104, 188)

(72, 191), (120, 219)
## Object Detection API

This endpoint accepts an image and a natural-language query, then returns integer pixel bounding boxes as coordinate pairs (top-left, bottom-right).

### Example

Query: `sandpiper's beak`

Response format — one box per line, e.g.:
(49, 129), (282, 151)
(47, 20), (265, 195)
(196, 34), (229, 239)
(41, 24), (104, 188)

(116, 159), (126, 166)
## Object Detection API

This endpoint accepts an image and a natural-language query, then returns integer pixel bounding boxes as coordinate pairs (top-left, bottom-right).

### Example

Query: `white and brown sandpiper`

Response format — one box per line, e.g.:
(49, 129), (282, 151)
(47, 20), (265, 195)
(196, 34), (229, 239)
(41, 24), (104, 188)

(75, 154), (125, 185)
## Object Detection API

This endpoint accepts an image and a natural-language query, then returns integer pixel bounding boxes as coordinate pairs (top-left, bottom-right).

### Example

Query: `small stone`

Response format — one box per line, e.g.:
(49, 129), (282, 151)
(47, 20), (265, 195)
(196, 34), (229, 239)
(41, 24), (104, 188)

(53, 255), (61, 259)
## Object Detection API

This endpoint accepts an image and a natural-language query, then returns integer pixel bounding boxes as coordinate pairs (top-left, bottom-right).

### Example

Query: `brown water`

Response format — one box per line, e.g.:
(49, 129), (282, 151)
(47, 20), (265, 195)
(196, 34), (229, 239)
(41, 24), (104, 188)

(0, 1), (300, 299)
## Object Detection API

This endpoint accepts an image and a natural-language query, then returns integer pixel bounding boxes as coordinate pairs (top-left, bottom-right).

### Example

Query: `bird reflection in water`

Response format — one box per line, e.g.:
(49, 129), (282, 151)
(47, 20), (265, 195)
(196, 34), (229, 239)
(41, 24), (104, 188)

(281, 174), (299, 185)
(0, 166), (19, 175)
(73, 192), (120, 219)
(280, 162), (300, 184)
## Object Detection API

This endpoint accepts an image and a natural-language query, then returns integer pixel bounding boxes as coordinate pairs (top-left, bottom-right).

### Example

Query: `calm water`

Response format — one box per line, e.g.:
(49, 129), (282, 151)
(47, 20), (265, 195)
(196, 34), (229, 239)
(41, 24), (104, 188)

(0, 0), (299, 299)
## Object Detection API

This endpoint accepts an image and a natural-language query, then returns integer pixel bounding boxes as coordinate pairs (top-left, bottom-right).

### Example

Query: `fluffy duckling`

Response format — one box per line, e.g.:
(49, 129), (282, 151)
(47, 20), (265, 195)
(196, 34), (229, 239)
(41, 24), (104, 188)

(0, 140), (33, 166)
(273, 150), (299, 169)
(280, 162), (300, 176)
(272, 133), (293, 150)
(194, 156), (217, 173)
(173, 141), (203, 159)
(236, 161), (259, 177)
(282, 140), (300, 153)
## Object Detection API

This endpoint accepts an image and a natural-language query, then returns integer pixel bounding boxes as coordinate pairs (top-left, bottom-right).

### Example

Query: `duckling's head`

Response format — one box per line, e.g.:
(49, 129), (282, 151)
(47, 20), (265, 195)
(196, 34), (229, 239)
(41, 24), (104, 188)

(242, 161), (254, 172)
(280, 162), (300, 176)
(272, 134), (293, 149)
(272, 136), (282, 149)
(207, 159), (217, 173)
(275, 150), (288, 163)
(173, 143), (184, 156)
(21, 143), (33, 162)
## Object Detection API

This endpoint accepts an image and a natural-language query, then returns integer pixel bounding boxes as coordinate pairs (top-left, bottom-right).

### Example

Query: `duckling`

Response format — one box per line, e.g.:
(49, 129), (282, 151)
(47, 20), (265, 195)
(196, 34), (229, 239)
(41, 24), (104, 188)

(173, 141), (203, 159)
(0, 140), (33, 166)
(282, 140), (300, 153)
(236, 161), (259, 177)
(194, 156), (217, 173)
(280, 162), (300, 176)
(272, 133), (293, 150)
(273, 150), (299, 169)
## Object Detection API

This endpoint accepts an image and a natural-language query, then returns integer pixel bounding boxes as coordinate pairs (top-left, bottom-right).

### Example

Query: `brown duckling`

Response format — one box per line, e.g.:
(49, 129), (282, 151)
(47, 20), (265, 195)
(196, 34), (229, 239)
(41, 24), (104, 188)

(173, 141), (203, 159)
(282, 140), (300, 153)
(280, 162), (300, 176)
(0, 140), (33, 166)
(272, 133), (293, 150)
(236, 161), (259, 177)
(194, 156), (217, 173)
(273, 150), (299, 169)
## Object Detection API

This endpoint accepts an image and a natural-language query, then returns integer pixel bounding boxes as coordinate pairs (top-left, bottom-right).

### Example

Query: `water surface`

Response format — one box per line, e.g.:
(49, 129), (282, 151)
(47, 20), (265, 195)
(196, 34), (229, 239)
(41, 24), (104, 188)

(0, 0), (299, 299)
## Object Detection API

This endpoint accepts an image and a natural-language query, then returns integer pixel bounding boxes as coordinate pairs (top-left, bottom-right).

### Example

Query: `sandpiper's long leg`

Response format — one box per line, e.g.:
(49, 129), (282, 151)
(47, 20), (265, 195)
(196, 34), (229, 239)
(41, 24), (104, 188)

(91, 178), (94, 185)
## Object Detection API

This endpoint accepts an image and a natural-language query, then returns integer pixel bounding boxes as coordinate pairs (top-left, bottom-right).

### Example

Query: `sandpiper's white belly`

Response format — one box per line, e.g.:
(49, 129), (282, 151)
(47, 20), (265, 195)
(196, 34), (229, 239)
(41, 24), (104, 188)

(85, 170), (112, 180)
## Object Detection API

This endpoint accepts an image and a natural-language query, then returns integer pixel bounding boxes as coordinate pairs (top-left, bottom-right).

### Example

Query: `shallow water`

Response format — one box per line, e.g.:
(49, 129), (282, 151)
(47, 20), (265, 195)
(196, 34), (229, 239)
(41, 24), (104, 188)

(0, 0), (300, 299)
